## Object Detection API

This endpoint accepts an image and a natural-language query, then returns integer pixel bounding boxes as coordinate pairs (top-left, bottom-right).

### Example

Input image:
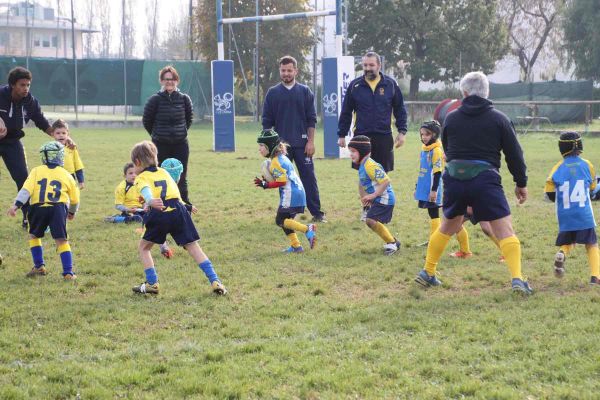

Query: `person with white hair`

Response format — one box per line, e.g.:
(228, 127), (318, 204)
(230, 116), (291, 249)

(415, 71), (532, 295)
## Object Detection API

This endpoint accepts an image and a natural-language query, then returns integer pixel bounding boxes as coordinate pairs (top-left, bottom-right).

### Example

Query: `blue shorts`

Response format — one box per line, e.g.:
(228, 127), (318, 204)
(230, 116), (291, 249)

(442, 169), (510, 223)
(556, 228), (597, 246)
(366, 202), (394, 224)
(28, 203), (68, 239)
(142, 201), (200, 246)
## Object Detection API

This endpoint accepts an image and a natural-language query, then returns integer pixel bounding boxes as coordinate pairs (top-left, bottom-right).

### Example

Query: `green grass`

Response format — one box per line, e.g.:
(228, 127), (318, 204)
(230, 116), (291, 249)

(1, 123), (600, 399)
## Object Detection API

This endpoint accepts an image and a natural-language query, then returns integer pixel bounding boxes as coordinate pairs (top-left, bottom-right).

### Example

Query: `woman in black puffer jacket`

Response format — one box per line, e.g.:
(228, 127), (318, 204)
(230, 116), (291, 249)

(142, 65), (193, 205)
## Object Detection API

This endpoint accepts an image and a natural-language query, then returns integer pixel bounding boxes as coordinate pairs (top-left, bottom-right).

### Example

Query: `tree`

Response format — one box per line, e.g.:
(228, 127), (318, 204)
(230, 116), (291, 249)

(144, 0), (159, 60)
(563, 0), (600, 82)
(500, 0), (565, 82)
(194, 0), (317, 108)
(119, 0), (137, 58)
(153, 12), (191, 60)
(348, 0), (508, 99)
(97, 0), (111, 57)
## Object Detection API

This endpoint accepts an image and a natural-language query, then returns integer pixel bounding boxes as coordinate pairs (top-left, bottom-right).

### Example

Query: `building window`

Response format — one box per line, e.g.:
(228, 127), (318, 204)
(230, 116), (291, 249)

(33, 34), (58, 48)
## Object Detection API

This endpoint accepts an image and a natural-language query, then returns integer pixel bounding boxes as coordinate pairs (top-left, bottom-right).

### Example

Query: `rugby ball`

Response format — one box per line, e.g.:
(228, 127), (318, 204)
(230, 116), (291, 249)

(261, 159), (274, 182)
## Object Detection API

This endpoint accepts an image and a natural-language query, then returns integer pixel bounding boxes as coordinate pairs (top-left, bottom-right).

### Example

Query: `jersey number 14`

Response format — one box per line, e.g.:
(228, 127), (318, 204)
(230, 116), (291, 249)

(559, 180), (587, 209)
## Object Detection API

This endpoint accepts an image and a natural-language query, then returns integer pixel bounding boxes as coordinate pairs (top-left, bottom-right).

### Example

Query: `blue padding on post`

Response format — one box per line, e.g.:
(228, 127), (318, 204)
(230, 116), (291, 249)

(211, 60), (235, 152)
(322, 57), (339, 158)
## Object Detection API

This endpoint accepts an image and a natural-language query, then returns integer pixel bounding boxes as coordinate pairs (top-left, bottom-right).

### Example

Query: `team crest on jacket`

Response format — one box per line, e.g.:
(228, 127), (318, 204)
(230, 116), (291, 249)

(379, 87), (385, 95)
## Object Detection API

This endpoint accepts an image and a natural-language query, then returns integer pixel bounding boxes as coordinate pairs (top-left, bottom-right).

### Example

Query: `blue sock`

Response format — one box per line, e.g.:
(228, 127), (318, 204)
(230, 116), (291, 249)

(59, 251), (73, 276)
(144, 267), (158, 285)
(199, 260), (219, 283)
(29, 239), (44, 267)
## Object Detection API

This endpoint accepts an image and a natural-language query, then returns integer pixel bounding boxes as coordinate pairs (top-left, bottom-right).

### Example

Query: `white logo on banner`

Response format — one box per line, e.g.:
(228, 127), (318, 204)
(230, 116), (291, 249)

(213, 92), (233, 114)
(322, 93), (338, 116)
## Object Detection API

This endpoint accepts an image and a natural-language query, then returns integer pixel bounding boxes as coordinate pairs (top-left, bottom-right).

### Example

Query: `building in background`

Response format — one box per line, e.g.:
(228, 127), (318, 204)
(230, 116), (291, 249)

(0, 1), (97, 58)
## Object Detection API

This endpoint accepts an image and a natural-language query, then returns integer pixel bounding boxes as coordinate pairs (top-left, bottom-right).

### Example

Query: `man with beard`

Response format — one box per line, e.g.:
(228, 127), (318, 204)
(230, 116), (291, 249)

(337, 51), (408, 173)
(262, 55), (326, 223)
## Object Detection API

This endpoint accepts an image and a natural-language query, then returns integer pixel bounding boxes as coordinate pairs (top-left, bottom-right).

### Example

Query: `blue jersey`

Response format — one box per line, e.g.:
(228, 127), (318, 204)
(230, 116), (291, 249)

(415, 141), (443, 205)
(270, 154), (306, 209)
(358, 157), (395, 205)
(545, 155), (597, 232)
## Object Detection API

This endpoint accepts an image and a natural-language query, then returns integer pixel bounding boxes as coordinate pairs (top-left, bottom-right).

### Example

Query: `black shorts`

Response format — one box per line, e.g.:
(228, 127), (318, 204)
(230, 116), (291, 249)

(142, 202), (200, 246)
(364, 133), (394, 172)
(366, 202), (394, 224)
(556, 228), (597, 246)
(442, 169), (511, 223)
(28, 203), (68, 239)
(418, 200), (439, 209)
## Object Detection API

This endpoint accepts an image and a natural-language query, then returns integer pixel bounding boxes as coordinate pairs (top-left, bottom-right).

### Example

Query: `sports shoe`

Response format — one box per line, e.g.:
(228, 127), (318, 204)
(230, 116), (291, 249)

(127, 214), (143, 223)
(511, 278), (533, 295)
(160, 244), (174, 259)
(63, 273), (77, 281)
(449, 251), (473, 259)
(590, 276), (600, 286)
(360, 206), (369, 222)
(26, 266), (47, 277)
(383, 239), (401, 256)
(0, 252), (3, 266)
(22, 219), (28, 230)
(311, 214), (327, 223)
(415, 269), (442, 287)
(305, 224), (317, 249)
(554, 251), (566, 278)
(132, 281), (160, 294)
(211, 280), (228, 295)
(499, 255), (505, 262)
(283, 246), (304, 253)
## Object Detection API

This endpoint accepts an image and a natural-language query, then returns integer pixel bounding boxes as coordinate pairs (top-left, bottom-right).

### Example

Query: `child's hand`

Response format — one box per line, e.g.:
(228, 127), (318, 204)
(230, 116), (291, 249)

(78, 182), (85, 190)
(361, 194), (375, 206)
(191, 205), (198, 214)
(65, 137), (77, 149)
(6, 205), (17, 217)
(428, 190), (437, 202)
(254, 177), (268, 189)
(67, 213), (75, 221)
(149, 198), (165, 210)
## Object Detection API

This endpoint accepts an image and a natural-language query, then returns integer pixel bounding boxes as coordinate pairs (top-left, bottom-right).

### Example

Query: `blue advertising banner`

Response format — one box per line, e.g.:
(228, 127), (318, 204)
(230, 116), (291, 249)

(322, 57), (339, 158)
(211, 60), (235, 152)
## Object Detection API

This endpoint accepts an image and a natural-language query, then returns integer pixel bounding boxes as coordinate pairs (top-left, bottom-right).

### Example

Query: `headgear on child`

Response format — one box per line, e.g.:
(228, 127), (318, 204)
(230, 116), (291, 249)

(39, 141), (65, 167)
(347, 135), (372, 165)
(257, 129), (281, 157)
(161, 158), (184, 182)
(558, 131), (583, 157)
(420, 120), (441, 145)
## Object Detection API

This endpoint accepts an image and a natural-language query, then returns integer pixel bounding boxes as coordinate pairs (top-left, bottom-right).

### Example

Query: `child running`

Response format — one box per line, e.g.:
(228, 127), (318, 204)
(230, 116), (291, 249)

(348, 135), (400, 255)
(130, 140), (226, 295)
(254, 129), (316, 253)
(545, 131), (599, 284)
(6, 141), (79, 279)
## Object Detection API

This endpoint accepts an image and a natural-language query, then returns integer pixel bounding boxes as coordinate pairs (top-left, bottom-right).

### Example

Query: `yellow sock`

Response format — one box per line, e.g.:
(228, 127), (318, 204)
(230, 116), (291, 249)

(456, 226), (470, 253)
(29, 238), (42, 248)
(370, 221), (395, 243)
(283, 219), (308, 233)
(559, 244), (573, 255)
(57, 243), (71, 253)
(430, 218), (440, 238)
(586, 245), (600, 278)
(489, 234), (501, 250)
(287, 233), (301, 248)
(424, 230), (452, 276)
(499, 236), (522, 279)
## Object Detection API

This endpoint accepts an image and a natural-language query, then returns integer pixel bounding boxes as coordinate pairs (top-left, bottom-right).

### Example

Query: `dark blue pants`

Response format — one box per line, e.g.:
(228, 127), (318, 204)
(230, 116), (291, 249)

(0, 140), (29, 220)
(154, 140), (191, 205)
(287, 146), (323, 218)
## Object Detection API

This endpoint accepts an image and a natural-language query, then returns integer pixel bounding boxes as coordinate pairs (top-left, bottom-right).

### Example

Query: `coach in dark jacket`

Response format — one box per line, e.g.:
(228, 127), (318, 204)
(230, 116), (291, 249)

(143, 65), (193, 205)
(415, 71), (532, 295)
(0, 67), (52, 226)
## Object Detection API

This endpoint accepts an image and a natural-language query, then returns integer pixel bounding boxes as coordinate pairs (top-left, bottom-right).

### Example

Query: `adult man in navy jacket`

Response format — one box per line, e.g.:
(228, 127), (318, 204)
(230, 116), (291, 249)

(0, 67), (52, 227)
(337, 52), (407, 172)
(262, 56), (326, 222)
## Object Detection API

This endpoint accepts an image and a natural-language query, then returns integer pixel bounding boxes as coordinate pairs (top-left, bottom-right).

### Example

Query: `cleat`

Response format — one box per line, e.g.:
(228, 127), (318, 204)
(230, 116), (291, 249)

(160, 244), (174, 259)
(590, 276), (600, 286)
(283, 246), (304, 254)
(128, 215), (143, 223)
(0, 252), (3, 266)
(511, 278), (533, 295)
(383, 239), (401, 256)
(499, 255), (505, 262)
(22, 219), (28, 230)
(554, 251), (565, 278)
(449, 251), (473, 259)
(26, 266), (47, 277)
(415, 269), (442, 288)
(63, 273), (77, 281)
(305, 224), (317, 249)
(360, 206), (369, 222)
(211, 280), (228, 295)
(311, 214), (327, 223)
(132, 281), (160, 294)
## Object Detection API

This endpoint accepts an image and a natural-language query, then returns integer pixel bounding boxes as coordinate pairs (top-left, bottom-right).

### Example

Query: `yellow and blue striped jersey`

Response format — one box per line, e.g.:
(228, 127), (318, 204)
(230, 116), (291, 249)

(63, 146), (84, 175)
(114, 179), (143, 209)
(545, 155), (596, 232)
(270, 154), (306, 208)
(415, 140), (443, 204)
(359, 157), (395, 205)
(22, 165), (79, 206)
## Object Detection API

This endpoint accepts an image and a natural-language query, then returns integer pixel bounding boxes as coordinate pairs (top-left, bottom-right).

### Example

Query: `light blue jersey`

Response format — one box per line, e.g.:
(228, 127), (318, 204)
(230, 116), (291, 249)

(359, 158), (395, 205)
(545, 155), (597, 232)
(270, 154), (306, 209)
(415, 141), (443, 205)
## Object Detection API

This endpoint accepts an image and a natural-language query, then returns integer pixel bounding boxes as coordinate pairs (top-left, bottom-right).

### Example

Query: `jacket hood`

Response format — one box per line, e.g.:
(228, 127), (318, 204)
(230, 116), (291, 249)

(459, 95), (493, 116)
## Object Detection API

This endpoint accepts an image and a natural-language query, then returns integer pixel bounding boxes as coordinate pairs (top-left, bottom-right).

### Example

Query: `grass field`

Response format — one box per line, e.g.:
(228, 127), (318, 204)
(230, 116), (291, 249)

(1, 123), (600, 399)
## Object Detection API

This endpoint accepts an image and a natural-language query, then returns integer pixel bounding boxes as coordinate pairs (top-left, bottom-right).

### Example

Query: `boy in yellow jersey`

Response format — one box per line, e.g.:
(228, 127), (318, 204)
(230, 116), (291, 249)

(51, 119), (85, 190)
(6, 141), (79, 279)
(130, 141), (226, 295)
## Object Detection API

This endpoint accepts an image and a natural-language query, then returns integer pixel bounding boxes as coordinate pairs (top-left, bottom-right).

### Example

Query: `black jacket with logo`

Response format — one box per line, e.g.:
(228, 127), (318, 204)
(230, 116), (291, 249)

(143, 89), (193, 144)
(0, 85), (50, 144)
